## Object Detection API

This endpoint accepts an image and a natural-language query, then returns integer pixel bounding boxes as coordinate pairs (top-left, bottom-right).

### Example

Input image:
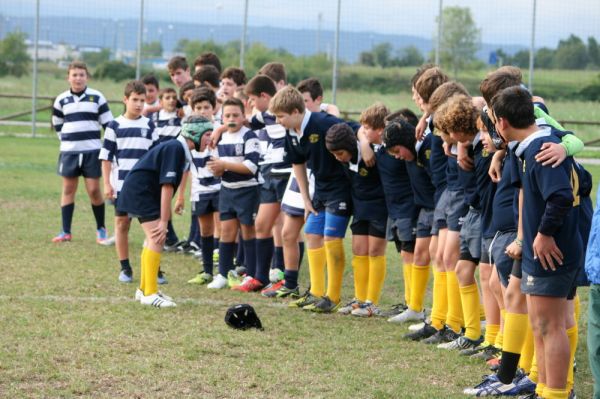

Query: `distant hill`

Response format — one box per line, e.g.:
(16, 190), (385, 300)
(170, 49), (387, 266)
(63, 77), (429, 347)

(4, 16), (526, 63)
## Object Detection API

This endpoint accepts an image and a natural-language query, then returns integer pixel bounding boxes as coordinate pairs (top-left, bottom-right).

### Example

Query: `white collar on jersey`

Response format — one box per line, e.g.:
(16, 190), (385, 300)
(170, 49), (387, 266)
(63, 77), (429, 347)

(349, 142), (361, 173)
(292, 110), (312, 137)
(416, 130), (430, 153)
(515, 126), (551, 157)
(472, 131), (482, 148)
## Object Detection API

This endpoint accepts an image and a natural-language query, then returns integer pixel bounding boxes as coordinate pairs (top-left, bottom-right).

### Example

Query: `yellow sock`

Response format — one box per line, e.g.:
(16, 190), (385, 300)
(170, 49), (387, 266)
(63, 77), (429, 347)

(566, 325), (578, 392)
(503, 312), (529, 354)
(495, 309), (506, 349)
(307, 247), (327, 297)
(574, 295), (581, 322)
(543, 386), (569, 399)
(519, 319), (535, 373)
(324, 240), (345, 303)
(403, 263), (413, 306)
(366, 256), (386, 305)
(143, 247), (161, 296)
(409, 264), (430, 312)
(352, 255), (369, 302)
(484, 324), (500, 347)
(535, 383), (545, 398)
(430, 270), (447, 330)
(459, 283), (481, 340)
(139, 247), (147, 293)
(446, 271), (463, 333)
(529, 349), (538, 383)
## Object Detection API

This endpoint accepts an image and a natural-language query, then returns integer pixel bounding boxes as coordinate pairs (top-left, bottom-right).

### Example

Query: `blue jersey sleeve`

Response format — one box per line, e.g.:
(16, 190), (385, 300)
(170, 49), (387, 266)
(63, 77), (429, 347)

(158, 144), (185, 186)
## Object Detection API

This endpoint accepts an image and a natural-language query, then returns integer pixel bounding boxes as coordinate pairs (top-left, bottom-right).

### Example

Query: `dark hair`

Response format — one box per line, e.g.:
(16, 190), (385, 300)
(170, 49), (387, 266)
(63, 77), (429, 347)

(190, 87), (217, 109)
(491, 86), (535, 129)
(67, 60), (90, 77)
(480, 66), (523, 106)
(415, 67), (449, 103)
(193, 52), (222, 73)
(124, 80), (146, 97)
(179, 81), (196, 100)
(259, 62), (286, 84)
(383, 119), (417, 157)
(221, 67), (247, 86)
(245, 75), (277, 97)
(141, 74), (159, 89)
(223, 97), (245, 115)
(325, 123), (358, 159)
(193, 65), (220, 88)
(159, 87), (177, 99)
(429, 81), (469, 113)
(411, 63), (436, 87)
(385, 108), (419, 127)
(167, 56), (188, 72)
(296, 78), (323, 100)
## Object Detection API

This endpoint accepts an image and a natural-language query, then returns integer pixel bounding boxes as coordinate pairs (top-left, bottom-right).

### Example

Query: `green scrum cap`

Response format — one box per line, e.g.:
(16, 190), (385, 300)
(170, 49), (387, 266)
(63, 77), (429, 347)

(180, 116), (213, 145)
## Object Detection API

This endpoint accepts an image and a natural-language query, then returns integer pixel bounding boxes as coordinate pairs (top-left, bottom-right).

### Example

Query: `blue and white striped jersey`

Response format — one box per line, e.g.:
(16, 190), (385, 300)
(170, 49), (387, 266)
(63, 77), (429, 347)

(99, 115), (157, 195)
(281, 169), (315, 216)
(154, 110), (181, 142)
(217, 126), (262, 189)
(190, 121), (221, 201)
(52, 87), (113, 153)
(258, 121), (292, 175)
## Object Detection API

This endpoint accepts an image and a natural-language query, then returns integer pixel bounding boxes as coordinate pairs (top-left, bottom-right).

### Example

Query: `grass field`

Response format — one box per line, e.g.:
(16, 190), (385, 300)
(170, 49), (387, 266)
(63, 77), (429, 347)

(0, 136), (597, 398)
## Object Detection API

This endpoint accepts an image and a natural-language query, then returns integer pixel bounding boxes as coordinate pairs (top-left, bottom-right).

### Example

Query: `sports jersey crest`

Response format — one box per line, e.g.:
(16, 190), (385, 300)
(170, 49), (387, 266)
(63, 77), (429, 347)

(141, 128), (148, 137)
(358, 167), (368, 177)
(309, 133), (319, 144)
(235, 143), (244, 155)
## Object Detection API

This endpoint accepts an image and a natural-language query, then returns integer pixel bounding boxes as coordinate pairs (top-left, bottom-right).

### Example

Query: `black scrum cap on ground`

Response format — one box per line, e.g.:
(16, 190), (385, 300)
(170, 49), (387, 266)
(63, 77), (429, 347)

(225, 304), (264, 330)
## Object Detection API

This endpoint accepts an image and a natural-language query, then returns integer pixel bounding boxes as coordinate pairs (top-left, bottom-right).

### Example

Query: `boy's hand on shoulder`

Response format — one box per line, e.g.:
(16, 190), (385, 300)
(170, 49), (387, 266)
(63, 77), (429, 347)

(533, 232), (563, 271)
(207, 158), (225, 176)
(535, 142), (567, 168)
(488, 150), (505, 183)
(209, 125), (227, 149)
(359, 132), (376, 167)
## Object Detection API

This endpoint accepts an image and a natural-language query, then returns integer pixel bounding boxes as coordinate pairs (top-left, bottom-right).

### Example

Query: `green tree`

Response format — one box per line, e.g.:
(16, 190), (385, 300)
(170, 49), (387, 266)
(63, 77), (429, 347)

(359, 51), (375, 66)
(395, 46), (424, 67)
(535, 48), (555, 69)
(436, 6), (481, 76)
(372, 42), (393, 67)
(82, 48), (111, 67)
(0, 31), (31, 77)
(553, 34), (588, 69)
(142, 41), (163, 58)
(588, 37), (600, 67)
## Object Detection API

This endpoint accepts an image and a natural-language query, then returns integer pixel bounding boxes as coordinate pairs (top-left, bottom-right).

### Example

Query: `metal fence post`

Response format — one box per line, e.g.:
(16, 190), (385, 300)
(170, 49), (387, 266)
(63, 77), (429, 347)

(528, 0), (537, 92)
(240, 0), (249, 69)
(331, 0), (341, 105)
(135, 0), (144, 80)
(31, 0), (40, 138)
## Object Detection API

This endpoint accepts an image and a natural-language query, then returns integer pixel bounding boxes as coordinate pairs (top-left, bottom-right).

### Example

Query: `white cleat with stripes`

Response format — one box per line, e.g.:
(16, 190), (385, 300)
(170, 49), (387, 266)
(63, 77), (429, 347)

(140, 293), (176, 308)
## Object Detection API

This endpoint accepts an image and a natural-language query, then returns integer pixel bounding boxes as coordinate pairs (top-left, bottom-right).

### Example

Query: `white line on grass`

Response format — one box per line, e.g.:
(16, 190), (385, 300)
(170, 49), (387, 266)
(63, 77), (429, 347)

(0, 294), (288, 308)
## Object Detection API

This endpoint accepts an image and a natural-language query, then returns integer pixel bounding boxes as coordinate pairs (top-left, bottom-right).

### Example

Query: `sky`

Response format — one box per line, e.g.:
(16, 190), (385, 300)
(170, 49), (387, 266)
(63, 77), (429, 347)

(2, 0), (599, 48)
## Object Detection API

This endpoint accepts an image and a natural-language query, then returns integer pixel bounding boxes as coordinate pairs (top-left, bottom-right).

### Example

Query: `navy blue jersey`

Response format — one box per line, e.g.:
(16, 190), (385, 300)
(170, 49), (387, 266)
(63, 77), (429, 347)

(375, 146), (417, 219)
(405, 134), (435, 209)
(490, 150), (518, 233)
(458, 144), (478, 208)
(472, 136), (496, 237)
(117, 139), (189, 218)
(446, 150), (462, 191)
(516, 131), (582, 277)
(284, 111), (355, 202)
(350, 146), (388, 221)
(429, 127), (447, 203)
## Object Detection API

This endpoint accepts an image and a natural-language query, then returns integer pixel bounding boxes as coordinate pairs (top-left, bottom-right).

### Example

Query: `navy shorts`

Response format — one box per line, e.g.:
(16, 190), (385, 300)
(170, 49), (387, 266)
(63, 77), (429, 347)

(433, 188), (450, 232)
(480, 237), (493, 264)
(219, 186), (259, 225)
(57, 150), (101, 178)
(445, 190), (469, 232)
(459, 208), (481, 263)
(416, 208), (434, 238)
(311, 197), (352, 218)
(260, 174), (290, 204)
(490, 230), (517, 287)
(387, 217), (416, 253)
(193, 192), (220, 216)
(112, 197), (128, 217)
(521, 268), (579, 299)
(351, 217), (387, 239)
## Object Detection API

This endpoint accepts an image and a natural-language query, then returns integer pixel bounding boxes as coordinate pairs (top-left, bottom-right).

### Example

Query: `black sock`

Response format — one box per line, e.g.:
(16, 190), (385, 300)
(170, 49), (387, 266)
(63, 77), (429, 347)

(242, 238), (257, 278)
(218, 242), (236, 277)
(284, 270), (299, 289)
(91, 203), (105, 230)
(496, 351), (521, 384)
(120, 259), (132, 274)
(214, 237), (220, 249)
(272, 246), (284, 271)
(298, 241), (305, 269)
(236, 238), (245, 266)
(201, 236), (214, 275)
(256, 237), (274, 285)
(188, 214), (201, 246)
(61, 203), (75, 234)
(166, 220), (178, 245)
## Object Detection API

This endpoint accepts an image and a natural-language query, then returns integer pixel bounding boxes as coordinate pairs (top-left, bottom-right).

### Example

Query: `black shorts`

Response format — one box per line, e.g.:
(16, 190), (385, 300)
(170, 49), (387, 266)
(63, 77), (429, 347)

(260, 174), (289, 204)
(57, 150), (102, 178)
(193, 192), (219, 216)
(511, 259), (522, 280)
(521, 268), (579, 299)
(312, 197), (352, 218)
(350, 217), (387, 239)
(219, 186), (259, 225)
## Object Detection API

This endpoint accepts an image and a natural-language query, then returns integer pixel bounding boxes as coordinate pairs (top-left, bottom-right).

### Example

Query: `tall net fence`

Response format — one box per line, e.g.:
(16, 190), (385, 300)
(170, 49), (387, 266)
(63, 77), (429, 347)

(1, 0), (599, 140)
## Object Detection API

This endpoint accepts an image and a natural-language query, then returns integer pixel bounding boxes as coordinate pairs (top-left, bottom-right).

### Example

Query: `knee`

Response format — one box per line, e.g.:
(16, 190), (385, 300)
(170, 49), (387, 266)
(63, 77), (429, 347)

(282, 228), (298, 246)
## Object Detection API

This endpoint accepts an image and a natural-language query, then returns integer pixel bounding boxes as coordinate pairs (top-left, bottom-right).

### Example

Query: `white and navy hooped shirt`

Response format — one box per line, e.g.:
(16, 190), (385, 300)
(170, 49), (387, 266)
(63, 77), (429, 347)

(52, 87), (113, 153)
(217, 126), (262, 189)
(154, 110), (181, 141)
(190, 122), (222, 201)
(99, 115), (157, 195)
